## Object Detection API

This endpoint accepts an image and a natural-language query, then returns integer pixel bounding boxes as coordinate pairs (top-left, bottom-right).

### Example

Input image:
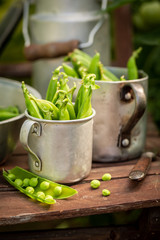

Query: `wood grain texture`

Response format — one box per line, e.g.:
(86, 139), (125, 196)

(0, 116), (160, 227)
(0, 173), (160, 226)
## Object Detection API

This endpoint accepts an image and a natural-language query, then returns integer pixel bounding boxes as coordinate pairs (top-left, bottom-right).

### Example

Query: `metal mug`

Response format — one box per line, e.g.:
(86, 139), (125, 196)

(68, 67), (148, 162)
(20, 109), (96, 183)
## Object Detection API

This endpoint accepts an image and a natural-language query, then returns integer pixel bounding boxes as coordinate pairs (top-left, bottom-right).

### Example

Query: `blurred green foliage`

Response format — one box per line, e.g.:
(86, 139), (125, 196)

(0, 0), (25, 62)
(131, 0), (160, 130)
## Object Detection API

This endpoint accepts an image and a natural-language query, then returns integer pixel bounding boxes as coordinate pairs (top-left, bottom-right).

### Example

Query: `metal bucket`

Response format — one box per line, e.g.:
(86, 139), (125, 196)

(23, 0), (110, 98)
(68, 67), (148, 162)
(20, 109), (96, 183)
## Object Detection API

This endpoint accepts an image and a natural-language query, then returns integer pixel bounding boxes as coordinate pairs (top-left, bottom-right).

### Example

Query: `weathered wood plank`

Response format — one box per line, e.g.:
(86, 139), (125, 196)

(0, 112), (159, 228)
(0, 225), (144, 240)
(13, 142), (27, 155)
(0, 174), (160, 226)
(1, 156), (159, 190)
(0, 154), (28, 171)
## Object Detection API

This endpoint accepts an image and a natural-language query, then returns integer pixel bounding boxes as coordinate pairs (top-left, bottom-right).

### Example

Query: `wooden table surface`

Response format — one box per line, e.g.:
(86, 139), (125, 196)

(0, 115), (160, 230)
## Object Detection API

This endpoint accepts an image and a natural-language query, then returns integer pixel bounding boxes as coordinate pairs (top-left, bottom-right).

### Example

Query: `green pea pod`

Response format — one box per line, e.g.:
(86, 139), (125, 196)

(67, 100), (76, 120)
(68, 53), (89, 78)
(0, 111), (19, 121)
(74, 74), (98, 116)
(83, 73), (100, 90)
(59, 98), (70, 120)
(62, 63), (79, 78)
(55, 90), (66, 109)
(21, 81), (43, 119)
(64, 49), (91, 69)
(46, 66), (62, 101)
(59, 72), (70, 92)
(77, 64), (88, 78)
(54, 88), (76, 119)
(0, 106), (19, 114)
(51, 83), (62, 104)
(88, 52), (100, 80)
(74, 84), (83, 116)
(67, 82), (76, 102)
(73, 49), (92, 63)
(30, 97), (59, 120)
(77, 85), (93, 119)
(70, 52), (90, 68)
(45, 76), (58, 101)
(98, 62), (112, 81)
(70, 58), (80, 77)
(3, 167), (78, 205)
(103, 67), (120, 81)
(127, 47), (142, 80)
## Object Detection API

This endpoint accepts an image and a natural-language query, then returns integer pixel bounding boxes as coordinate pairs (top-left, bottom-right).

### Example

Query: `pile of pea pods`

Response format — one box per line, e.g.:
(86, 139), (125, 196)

(3, 167), (77, 204)
(22, 66), (100, 121)
(63, 47), (142, 81)
(0, 105), (20, 121)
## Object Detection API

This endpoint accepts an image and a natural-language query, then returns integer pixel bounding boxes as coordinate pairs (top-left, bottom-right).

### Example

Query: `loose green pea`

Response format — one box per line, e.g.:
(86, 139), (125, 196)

(8, 173), (16, 181)
(14, 179), (23, 187)
(90, 179), (100, 189)
(26, 186), (34, 194)
(45, 195), (54, 202)
(29, 178), (38, 187)
(102, 173), (112, 181)
(23, 178), (30, 187)
(36, 191), (45, 200)
(53, 186), (62, 196)
(40, 181), (50, 191)
(102, 189), (110, 196)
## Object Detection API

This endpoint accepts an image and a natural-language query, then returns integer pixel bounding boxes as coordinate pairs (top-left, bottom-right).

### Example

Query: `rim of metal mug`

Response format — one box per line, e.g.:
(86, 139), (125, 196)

(24, 108), (96, 123)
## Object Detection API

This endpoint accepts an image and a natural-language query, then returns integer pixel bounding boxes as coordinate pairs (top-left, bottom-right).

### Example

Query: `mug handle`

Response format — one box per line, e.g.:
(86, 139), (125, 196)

(20, 119), (42, 171)
(118, 83), (147, 148)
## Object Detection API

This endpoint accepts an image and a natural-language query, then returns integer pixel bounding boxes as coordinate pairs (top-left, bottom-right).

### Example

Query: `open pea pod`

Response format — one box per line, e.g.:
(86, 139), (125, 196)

(3, 166), (78, 205)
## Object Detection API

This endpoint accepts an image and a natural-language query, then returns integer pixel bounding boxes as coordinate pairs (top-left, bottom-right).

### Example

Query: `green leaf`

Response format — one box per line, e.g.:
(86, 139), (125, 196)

(134, 28), (160, 46)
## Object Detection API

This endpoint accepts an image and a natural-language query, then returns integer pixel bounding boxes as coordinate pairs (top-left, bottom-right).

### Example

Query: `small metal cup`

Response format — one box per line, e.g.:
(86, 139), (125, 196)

(68, 67), (148, 162)
(20, 109), (95, 183)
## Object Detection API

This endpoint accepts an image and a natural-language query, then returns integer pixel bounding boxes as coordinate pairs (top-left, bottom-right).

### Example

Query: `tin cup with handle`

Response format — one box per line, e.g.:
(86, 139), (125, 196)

(68, 67), (148, 162)
(20, 109), (96, 183)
